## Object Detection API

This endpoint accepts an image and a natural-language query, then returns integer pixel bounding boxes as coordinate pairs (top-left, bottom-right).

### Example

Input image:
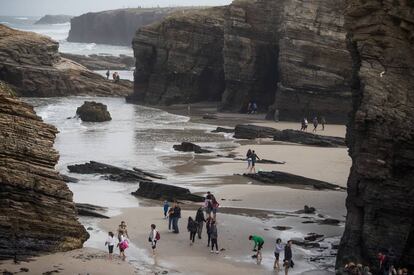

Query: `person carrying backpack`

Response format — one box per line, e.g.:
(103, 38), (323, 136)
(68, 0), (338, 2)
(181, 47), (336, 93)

(148, 224), (160, 256)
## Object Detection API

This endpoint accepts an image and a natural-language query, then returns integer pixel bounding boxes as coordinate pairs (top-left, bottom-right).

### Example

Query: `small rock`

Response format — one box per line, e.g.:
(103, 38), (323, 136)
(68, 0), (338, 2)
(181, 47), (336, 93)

(87, 227), (93, 230)
(319, 218), (340, 225)
(162, 271), (168, 274)
(302, 220), (316, 224)
(304, 233), (324, 241)
(20, 268), (30, 272)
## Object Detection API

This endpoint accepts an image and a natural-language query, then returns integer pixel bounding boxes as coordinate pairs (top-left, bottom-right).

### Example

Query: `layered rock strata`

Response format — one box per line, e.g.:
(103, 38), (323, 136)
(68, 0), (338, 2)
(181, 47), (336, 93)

(0, 24), (132, 97)
(131, 0), (352, 122)
(0, 82), (89, 259)
(68, 8), (190, 46)
(337, 0), (414, 271)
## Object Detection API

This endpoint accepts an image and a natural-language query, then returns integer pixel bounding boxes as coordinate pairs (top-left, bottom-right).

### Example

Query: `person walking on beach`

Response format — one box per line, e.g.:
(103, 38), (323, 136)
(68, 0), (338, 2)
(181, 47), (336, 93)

(284, 240), (293, 275)
(210, 220), (219, 254)
(320, 116), (326, 131)
(172, 203), (181, 233)
(312, 117), (319, 132)
(274, 238), (284, 270)
(168, 204), (175, 230)
(249, 150), (260, 174)
(105, 69), (110, 80)
(249, 235), (264, 264)
(105, 231), (115, 260)
(205, 191), (214, 218)
(117, 233), (129, 261)
(117, 221), (129, 242)
(246, 149), (252, 170)
(163, 200), (170, 219)
(187, 217), (198, 245)
(195, 207), (206, 239)
(300, 118), (308, 131)
(206, 216), (213, 247)
(211, 195), (219, 220)
(148, 224), (160, 256)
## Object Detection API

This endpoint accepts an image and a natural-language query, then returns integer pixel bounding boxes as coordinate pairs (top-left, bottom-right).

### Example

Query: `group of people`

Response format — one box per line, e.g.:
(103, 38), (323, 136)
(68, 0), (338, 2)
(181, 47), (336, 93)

(105, 70), (120, 83)
(246, 148), (260, 173)
(300, 116), (326, 132)
(105, 220), (130, 261)
(247, 101), (258, 114)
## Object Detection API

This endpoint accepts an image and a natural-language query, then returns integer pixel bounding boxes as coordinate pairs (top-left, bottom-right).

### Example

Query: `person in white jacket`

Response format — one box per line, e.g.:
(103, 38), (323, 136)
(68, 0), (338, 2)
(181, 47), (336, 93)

(274, 238), (284, 270)
(149, 224), (159, 256)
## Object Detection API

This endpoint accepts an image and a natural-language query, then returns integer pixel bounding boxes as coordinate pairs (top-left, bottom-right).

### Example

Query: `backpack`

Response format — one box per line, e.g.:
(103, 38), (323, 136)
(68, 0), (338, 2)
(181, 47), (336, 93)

(155, 231), (160, 240)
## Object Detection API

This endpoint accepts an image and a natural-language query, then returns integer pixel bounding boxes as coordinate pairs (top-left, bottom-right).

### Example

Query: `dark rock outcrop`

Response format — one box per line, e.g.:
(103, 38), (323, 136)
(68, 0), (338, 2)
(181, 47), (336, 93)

(233, 124), (279, 139)
(130, 0), (352, 123)
(0, 24), (132, 97)
(35, 15), (73, 25)
(131, 181), (204, 202)
(0, 82), (89, 260)
(211, 127), (234, 134)
(76, 101), (112, 122)
(61, 53), (135, 70)
(173, 142), (212, 154)
(244, 171), (344, 190)
(273, 129), (346, 147)
(75, 203), (109, 219)
(336, 0), (414, 271)
(67, 161), (164, 182)
(68, 8), (190, 46)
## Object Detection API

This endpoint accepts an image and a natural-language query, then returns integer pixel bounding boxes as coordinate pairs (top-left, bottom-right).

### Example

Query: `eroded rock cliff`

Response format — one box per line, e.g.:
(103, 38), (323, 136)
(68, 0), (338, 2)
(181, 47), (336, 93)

(337, 0), (414, 271)
(0, 24), (132, 97)
(68, 8), (189, 46)
(131, 0), (352, 122)
(0, 82), (89, 259)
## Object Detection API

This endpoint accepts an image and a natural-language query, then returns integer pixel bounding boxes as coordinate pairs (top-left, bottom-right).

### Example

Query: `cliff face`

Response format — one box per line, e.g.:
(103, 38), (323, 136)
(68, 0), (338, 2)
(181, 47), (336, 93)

(131, 0), (352, 122)
(337, 0), (414, 271)
(0, 24), (132, 97)
(68, 8), (187, 46)
(0, 81), (89, 259)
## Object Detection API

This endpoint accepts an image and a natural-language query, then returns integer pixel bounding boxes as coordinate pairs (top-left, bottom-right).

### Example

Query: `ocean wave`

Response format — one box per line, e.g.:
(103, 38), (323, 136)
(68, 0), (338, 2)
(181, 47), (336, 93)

(0, 22), (10, 24)
(52, 22), (70, 26)
(15, 17), (29, 20)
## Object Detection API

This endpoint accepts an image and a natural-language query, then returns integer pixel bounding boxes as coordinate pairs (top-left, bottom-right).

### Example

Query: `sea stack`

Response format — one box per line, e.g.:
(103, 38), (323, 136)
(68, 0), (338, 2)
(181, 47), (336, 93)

(76, 101), (112, 122)
(0, 82), (89, 259)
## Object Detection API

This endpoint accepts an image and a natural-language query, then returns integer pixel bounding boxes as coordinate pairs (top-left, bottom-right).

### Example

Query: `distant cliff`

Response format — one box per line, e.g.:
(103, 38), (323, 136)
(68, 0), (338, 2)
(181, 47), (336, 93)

(35, 14), (73, 25)
(68, 8), (189, 46)
(0, 24), (132, 97)
(0, 81), (89, 259)
(130, 0), (353, 123)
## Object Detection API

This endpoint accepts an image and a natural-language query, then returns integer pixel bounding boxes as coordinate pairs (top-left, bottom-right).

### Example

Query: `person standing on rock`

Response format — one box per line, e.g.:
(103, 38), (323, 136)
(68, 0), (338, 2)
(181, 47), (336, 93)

(210, 219), (219, 254)
(195, 207), (206, 239)
(249, 150), (260, 174)
(163, 200), (170, 219)
(312, 117), (319, 132)
(246, 149), (253, 170)
(117, 221), (129, 242)
(172, 202), (181, 233)
(283, 240), (293, 275)
(320, 116), (326, 131)
(105, 231), (115, 260)
(187, 216), (198, 245)
(105, 69), (110, 80)
(148, 224), (160, 256)
(273, 238), (284, 270)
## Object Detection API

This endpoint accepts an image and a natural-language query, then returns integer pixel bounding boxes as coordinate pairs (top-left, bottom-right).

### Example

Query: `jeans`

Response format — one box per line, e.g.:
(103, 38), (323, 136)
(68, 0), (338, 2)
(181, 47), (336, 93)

(211, 238), (218, 250)
(197, 222), (203, 238)
(168, 217), (173, 230)
(190, 231), (196, 243)
(207, 233), (211, 246)
(172, 217), (179, 233)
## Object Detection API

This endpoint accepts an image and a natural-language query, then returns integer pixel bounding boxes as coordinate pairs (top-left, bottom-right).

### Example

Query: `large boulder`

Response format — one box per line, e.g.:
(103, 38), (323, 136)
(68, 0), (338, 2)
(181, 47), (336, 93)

(173, 142), (212, 154)
(233, 124), (279, 139)
(0, 82), (89, 259)
(131, 181), (204, 202)
(273, 129), (346, 147)
(76, 101), (111, 122)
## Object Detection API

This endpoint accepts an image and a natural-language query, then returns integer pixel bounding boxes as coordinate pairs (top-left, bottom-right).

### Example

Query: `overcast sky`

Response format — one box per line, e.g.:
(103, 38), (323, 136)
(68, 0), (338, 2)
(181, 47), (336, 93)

(0, 0), (233, 16)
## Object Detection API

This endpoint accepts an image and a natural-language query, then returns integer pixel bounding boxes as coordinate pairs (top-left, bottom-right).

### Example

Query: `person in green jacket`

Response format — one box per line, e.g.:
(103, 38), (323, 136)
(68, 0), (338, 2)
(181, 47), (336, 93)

(249, 235), (264, 264)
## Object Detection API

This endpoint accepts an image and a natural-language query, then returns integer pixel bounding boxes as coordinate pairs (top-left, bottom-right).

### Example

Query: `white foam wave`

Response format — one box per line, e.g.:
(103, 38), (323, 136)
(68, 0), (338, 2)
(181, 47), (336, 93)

(15, 17), (29, 20)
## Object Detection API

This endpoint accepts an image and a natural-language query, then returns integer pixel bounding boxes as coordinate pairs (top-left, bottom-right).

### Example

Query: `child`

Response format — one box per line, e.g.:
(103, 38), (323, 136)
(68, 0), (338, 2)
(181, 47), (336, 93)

(117, 234), (129, 261)
(148, 224), (159, 256)
(210, 220), (219, 254)
(105, 232), (115, 260)
(274, 238), (284, 270)
(163, 200), (170, 219)
(187, 217), (198, 245)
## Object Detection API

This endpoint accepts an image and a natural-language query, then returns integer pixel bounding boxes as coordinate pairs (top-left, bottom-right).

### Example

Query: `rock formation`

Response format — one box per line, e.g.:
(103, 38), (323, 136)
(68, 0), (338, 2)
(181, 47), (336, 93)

(0, 24), (132, 97)
(336, 0), (414, 271)
(61, 53), (135, 70)
(0, 82), (89, 260)
(67, 8), (191, 46)
(173, 142), (212, 154)
(35, 15), (73, 25)
(130, 0), (353, 123)
(131, 181), (204, 202)
(76, 101), (112, 122)
(273, 129), (346, 147)
(233, 124), (280, 139)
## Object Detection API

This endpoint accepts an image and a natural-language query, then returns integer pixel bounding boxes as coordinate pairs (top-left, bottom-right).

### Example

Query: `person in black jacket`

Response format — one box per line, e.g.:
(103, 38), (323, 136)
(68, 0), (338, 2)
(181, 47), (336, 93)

(187, 217), (198, 245)
(283, 240), (293, 275)
(195, 207), (206, 239)
(172, 203), (181, 233)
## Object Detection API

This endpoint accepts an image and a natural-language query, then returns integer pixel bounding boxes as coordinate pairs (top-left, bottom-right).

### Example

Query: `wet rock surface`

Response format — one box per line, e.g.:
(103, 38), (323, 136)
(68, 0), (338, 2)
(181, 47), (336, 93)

(273, 129), (346, 147)
(336, 0), (414, 271)
(67, 161), (164, 182)
(75, 203), (109, 219)
(173, 142), (212, 154)
(76, 101), (112, 122)
(233, 124), (280, 139)
(244, 171), (344, 190)
(0, 82), (88, 260)
(211, 127), (234, 134)
(132, 181), (204, 202)
(0, 24), (132, 97)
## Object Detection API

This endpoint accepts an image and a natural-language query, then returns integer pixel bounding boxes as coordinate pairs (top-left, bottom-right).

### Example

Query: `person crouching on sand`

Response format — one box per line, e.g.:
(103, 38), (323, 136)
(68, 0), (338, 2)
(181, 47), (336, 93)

(249, 234), (264, 264)
(117, 233), (129, 261)
(149, 224), (160, 256)
(105, 231), (115, 260)
(187, 216), (198, 245)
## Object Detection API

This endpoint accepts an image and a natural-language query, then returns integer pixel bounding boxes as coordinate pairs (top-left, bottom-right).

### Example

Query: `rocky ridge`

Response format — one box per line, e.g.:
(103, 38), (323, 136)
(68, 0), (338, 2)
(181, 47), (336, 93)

(130, 0), (352, 123)
(0, 82), (89, 259)
(0, 24), (132, 97)
(35, 15), (73, 25)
